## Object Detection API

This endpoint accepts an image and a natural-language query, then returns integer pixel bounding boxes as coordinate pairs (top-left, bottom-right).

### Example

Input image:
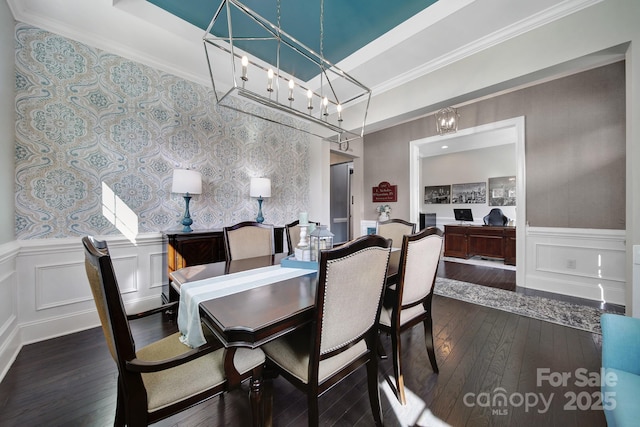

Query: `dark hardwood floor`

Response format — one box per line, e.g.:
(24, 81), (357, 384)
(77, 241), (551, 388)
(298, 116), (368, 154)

(0, 261), (606, 426)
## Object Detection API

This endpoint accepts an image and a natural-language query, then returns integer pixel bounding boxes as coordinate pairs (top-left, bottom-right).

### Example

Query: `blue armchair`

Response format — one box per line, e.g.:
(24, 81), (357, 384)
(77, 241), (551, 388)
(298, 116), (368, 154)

(601, 313), (640, 427)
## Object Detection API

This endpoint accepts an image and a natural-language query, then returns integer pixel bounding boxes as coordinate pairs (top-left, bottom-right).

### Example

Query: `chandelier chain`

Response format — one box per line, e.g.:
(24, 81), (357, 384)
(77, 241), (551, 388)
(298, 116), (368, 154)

(320, 0), (324, 59)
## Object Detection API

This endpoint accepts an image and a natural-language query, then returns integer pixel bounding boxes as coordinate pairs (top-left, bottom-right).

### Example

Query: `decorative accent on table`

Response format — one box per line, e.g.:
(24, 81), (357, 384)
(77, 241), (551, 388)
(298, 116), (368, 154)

(376, 204), (391, 222)
(295, 212), (311, 261)
(372, 181), (397, 203)
(451, 182), (486, 204)
(171, 169), (202, 232)
(488, 176), (516, 206)
(309, 225), (334, 262)
(280, 255), (318, 270)
(250, 177), (271, 223)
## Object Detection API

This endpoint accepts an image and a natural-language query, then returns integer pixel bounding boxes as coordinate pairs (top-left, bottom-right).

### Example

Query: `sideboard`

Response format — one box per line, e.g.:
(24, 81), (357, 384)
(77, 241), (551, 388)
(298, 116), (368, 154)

(444, 224), (516, 265)
(163, 227), (285, 303)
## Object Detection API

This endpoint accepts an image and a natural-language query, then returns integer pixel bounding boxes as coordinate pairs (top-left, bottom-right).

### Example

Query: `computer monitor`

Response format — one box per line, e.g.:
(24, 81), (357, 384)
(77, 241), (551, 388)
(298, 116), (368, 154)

(453, 208), (474, 223)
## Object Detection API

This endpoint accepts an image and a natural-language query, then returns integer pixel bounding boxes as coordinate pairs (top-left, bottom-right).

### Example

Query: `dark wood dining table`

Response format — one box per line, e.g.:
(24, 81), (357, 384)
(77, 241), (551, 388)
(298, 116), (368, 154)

(169, 252), (398, 350)
(169, 251), (398, 426)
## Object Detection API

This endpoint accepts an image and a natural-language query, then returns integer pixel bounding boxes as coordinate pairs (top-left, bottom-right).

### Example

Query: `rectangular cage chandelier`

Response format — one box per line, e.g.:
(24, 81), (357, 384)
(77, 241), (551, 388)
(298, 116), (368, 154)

(203, 0), (371, 143)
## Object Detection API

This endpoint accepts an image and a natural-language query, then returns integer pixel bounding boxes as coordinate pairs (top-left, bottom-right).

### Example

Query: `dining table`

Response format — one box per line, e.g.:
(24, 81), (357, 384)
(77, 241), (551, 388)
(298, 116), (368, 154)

(169, 251), (398, 426)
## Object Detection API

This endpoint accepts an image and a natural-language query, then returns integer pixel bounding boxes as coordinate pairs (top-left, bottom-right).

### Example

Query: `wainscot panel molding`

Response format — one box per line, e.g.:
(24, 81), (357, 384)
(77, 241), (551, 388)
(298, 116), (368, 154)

(0, 233), (167, 382)
(525, 227), (626, 306)
(0, 241), (19, 382)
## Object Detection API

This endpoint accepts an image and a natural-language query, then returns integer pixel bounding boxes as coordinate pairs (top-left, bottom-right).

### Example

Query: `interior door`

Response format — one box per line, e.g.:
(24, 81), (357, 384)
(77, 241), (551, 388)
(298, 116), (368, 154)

(330, 162), (352, 244)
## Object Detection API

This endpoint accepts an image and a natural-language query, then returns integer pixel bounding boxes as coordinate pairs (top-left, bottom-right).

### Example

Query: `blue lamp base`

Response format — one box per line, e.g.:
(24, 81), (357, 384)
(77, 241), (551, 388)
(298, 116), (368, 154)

(255, 197), (264, 223)
(181, 194), (194, 232)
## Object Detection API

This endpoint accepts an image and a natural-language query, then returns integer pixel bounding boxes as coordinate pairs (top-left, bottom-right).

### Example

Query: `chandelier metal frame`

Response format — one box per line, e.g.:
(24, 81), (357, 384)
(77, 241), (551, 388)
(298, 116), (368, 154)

(203, 0), (371, 142)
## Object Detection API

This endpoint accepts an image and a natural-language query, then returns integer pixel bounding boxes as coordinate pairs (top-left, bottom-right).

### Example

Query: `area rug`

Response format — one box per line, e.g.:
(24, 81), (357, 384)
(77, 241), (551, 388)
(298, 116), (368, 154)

(433, 277), (619, 334)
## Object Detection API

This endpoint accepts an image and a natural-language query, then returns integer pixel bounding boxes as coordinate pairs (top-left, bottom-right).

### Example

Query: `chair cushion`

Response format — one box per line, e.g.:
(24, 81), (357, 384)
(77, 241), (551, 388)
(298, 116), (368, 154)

(137, 332), (264, 412)
(602, 368), (640, 427)
(379, 304), (425, 328)
(263, 326), (367, 385)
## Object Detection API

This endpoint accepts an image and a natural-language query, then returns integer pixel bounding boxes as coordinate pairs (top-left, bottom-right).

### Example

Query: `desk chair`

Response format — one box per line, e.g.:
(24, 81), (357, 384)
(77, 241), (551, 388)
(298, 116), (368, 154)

(285, 219), (320, 255)
(483, 208), (509, 226)
(377, 219), (416, 285)
(82, 236), (265, 427)
(263, 235), (392, 427)
(223, 221), (274, 261)
(379, 227), (443, 405)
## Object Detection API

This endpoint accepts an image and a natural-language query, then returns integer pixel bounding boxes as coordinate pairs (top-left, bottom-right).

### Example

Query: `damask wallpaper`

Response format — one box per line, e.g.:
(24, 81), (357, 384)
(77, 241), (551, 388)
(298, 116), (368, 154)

(14, 23), (311, 239)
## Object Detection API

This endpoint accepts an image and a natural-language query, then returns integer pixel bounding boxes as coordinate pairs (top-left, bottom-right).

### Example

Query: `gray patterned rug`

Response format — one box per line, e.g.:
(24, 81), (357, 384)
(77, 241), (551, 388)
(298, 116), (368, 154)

(434, 277), (619, 334)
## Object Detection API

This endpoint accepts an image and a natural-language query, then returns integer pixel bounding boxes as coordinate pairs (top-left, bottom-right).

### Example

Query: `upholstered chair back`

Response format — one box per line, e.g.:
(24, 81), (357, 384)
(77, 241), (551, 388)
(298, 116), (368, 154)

(400, 230), (443, 306)
(224, 221), (274, 260)
(82, 236), (139, 381)
(319, 242), (391, 355)
(377, 219), (416, 281)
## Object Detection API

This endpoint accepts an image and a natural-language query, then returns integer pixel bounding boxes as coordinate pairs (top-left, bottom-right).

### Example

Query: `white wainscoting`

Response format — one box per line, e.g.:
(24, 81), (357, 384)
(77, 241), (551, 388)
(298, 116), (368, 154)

(525, 227), (626, 306)
(0, 233), (166, 381)
(0, 241), (20, 381)
(0, 228), (629, 382)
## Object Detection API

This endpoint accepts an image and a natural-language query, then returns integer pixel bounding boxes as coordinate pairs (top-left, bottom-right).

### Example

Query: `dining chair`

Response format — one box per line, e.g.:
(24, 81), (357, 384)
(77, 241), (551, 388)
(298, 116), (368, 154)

(262, 234), (392, 427)
(285, 219), (319, 255)
(377, 218), (416, 285)
(378, 226), (443, 405)
(223, 221), (275, 261)
(82, 236), (265, 427)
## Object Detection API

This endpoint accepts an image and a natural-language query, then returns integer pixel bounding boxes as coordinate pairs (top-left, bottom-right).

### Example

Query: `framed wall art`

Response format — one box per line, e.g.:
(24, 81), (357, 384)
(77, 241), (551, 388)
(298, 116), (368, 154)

(488, 176), (516, 206)
(424, 185), (451, 204)
(451, 182), (486, 204)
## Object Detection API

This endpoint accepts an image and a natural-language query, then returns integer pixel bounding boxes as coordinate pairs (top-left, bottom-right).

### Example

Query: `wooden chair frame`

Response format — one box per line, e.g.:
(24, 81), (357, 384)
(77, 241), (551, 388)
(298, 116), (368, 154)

(265, 235), (392, 426)
(379, 227), (443, 405)
(82, 236), (263, 426)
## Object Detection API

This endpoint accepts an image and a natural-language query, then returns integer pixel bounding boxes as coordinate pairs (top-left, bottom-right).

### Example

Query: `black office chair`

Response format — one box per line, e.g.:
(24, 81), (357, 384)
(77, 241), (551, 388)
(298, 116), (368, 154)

(483, 208), (509, 226)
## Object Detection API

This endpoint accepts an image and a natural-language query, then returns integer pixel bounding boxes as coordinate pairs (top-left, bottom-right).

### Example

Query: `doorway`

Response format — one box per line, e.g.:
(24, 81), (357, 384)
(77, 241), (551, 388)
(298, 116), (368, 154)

(409, 117), (526, 287)
(330, 162), (352, 244)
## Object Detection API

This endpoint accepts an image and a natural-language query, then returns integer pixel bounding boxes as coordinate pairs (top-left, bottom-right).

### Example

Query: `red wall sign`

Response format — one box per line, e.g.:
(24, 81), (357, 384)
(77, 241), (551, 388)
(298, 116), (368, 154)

(372, 181), (397, 202)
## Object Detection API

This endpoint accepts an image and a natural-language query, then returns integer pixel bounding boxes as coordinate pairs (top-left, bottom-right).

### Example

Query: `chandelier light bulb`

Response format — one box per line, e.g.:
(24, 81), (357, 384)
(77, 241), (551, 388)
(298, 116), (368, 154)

(241, 55), (248, 81)
(337, 103), (343, 122)
(288, 79), (295, 101)
(322, 97), (329, 116)
(307, 89), (313, 110)
(267, 68), (274, 92)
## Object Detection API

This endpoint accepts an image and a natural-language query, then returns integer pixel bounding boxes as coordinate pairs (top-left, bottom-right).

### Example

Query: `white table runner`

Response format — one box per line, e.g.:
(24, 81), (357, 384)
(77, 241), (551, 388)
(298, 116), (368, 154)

(178, 265), (315, 348)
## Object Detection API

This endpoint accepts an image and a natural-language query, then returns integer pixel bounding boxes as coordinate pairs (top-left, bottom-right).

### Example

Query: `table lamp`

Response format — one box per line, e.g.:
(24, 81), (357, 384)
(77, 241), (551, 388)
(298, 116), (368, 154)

(172, 169), (202, 232)
(250, 177), (271, 223)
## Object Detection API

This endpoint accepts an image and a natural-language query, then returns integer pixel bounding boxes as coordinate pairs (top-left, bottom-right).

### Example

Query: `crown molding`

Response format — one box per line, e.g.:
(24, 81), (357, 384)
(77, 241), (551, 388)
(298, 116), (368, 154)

(370, 0), (603, 96)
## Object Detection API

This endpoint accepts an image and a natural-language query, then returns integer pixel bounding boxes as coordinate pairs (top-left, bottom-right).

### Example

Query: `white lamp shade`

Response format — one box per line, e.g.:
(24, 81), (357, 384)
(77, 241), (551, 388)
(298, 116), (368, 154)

(250, 177), (271, 198)
(171, 169), (202, 195)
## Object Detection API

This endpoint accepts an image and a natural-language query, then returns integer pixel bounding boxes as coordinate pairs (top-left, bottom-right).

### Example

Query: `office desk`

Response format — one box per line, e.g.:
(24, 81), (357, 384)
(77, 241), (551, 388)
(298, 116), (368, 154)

(444, 224), (516, 265)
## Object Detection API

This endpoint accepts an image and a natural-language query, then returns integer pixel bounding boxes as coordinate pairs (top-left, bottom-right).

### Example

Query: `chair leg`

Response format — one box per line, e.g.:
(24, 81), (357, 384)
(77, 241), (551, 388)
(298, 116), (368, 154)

(377, 332), (387, 359)
(114, 382), (125, 427)
(366, 356), (383, 426)
(307, 393), (319, 427)
(391, 328), (406, 405)
(423, 316), (439, 374)
(249, 366), (263, 427)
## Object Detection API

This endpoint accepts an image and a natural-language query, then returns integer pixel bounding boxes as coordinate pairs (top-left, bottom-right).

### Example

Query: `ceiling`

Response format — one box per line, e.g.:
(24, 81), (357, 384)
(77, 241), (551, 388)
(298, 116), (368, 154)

(7, 0), (612, 137)
(148, 0), (436, 82)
